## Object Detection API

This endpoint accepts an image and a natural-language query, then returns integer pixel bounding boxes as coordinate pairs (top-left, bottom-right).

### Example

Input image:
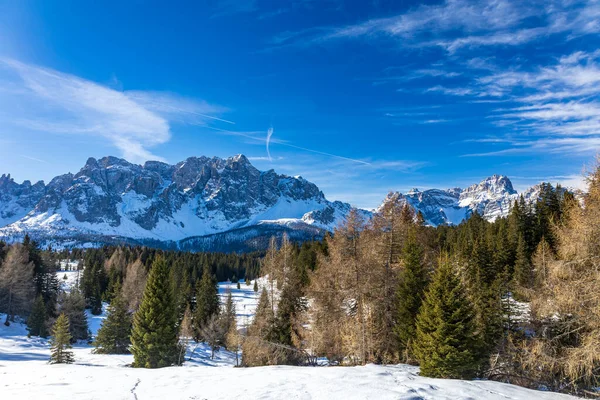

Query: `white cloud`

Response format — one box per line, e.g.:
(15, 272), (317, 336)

(426, 85), (474, 96)
(276, 0), (600, 52)
(0, 59), (227, 163)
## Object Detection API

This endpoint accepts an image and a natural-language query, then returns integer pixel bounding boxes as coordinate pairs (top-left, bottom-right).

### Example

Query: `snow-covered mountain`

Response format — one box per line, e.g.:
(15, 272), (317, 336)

(0, 158), (582, 251)
(0, 155), (355, 251)
(0, 174), (46, 227)
(380, 175), (580, 226)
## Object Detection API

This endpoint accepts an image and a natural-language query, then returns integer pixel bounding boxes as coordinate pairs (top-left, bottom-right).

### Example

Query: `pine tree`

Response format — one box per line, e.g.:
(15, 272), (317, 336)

(130, 256), (179, 368)
(50, 314), (74, 364)
(27, 295), (48, 338)
(94, 283), (132, 354)
(394, 237), (428, 360)
(413, 256), (480, 379)
(193, 265), (220, 341)
(253, 280), (258, 292)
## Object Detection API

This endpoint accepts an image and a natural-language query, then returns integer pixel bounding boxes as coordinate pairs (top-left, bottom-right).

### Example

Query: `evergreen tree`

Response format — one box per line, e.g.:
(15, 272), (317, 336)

(130, 256), (179, 368)
(193, 265), (220, 341)
(513, 234), (532, 288)
(413, 256), (480, 379)
(49, 314), (74, 364)
(253, 280), (258, 292)
(94, 284), (132, 354)
(273, 267), (307, 348)
(27, 295), (48, 338)
(60, 289), (89, 341)
(223, 291), (236, 336)
(394, 237), (428, 359)
(81, 249), (108, 315)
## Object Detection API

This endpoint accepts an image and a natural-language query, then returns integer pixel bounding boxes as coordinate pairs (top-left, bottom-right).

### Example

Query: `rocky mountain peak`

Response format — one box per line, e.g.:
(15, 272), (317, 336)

(0, 154), (352, 248)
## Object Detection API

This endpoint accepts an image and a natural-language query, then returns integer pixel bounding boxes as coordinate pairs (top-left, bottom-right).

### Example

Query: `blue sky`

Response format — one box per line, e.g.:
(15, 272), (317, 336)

(0, 0), (598, 208)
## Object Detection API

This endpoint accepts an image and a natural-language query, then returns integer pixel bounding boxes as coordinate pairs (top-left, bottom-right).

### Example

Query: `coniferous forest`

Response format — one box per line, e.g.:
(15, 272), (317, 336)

(1, 167), (599, 397)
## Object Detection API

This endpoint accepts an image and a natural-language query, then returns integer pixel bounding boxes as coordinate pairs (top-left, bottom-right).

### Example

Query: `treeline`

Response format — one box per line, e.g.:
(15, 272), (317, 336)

(0, 242), (261, 341)
(242, 177), (598, 396)
(78, 246), (261, 316)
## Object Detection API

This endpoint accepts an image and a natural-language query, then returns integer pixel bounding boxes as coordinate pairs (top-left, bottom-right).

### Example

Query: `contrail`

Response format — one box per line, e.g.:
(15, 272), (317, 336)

(276, 142), (371, 165)
(266, 126), (274, 161)
(206, 126), (371, 166)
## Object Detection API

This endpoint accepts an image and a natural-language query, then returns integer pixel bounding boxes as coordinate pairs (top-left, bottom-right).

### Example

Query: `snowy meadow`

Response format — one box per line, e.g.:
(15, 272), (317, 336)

(0, 271), (577, 400)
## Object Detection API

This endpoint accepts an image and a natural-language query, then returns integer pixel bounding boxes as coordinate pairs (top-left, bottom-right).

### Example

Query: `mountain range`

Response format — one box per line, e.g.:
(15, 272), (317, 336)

(0, 155), (580, 252)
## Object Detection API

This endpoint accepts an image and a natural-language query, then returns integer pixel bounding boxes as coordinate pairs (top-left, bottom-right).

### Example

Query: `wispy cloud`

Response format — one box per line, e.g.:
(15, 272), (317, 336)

(0, 58), (228, 163)
(426, 85), (474, 96)
(272, 0), (600, 52)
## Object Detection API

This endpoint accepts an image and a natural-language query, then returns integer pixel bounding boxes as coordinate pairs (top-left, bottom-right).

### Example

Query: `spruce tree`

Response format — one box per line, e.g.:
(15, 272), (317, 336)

(94, 283), (132, 354)
(253, 280), (258, 292)
(130, 256), (179, 368)
(60, 289), (89, 341)
(394, 237), (428, 359)
(50, 314), (74, 364)
(193, 265), (220, 341)
(413, 256), (480, 379)
(223, 291), (236, 334)
(514, 234), (532, 288)
(28, 295), (48, 338)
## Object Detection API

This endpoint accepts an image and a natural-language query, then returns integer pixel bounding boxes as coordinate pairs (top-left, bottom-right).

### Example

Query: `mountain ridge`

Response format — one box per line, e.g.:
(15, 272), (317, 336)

(0, 155), (582, 251)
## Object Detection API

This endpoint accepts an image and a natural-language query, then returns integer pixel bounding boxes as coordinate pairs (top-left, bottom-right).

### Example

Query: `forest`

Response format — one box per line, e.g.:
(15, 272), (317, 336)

(0, 167), (598, 397)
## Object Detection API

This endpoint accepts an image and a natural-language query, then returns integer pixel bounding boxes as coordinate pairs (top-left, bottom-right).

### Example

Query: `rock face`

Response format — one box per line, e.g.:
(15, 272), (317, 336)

(379, 174), (579, 226)
(0, 158), (583, 251)
(0, 174), (46, 227)
(0, 155), (354, 250)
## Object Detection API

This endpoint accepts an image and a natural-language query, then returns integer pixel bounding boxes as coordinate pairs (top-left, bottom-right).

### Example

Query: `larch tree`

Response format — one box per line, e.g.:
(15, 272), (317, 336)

(0, 243), (35, 326)
(524, 166), (600, 392)
(122, 258), (147, 313)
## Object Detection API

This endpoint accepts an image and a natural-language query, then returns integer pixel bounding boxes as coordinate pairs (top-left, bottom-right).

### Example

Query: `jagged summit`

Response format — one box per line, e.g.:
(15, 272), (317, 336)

(0, 160), (582, 250)
(0, 154), (353, 250)
(381, 175), (530, 226)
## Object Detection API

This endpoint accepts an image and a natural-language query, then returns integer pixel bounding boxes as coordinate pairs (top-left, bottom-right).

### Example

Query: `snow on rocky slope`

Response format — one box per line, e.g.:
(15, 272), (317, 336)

(0, 156), (583, 250)
(0, 155), (356, 251)
(381, 175), (582, 226)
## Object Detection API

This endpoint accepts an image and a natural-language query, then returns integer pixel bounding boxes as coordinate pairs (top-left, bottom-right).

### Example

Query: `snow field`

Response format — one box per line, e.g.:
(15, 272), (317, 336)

(0, 275), (577, 399)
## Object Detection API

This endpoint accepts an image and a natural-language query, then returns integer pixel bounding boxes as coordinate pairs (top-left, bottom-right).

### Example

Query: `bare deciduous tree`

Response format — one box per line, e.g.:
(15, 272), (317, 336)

(0, 244), (35, 325)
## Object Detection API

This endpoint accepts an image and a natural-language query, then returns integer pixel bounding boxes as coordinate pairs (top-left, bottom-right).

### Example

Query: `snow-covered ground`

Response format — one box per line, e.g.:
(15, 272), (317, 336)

(0, 276), (577, 400)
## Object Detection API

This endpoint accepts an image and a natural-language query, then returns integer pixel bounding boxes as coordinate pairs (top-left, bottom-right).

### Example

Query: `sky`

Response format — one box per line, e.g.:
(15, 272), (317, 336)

(0, 0), (598, 209)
